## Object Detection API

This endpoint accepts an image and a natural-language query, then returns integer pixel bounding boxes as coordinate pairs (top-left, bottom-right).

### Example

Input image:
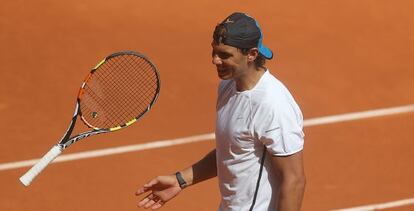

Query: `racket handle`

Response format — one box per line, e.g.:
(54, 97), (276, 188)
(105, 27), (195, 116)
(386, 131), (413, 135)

(19, 145), (63, 186)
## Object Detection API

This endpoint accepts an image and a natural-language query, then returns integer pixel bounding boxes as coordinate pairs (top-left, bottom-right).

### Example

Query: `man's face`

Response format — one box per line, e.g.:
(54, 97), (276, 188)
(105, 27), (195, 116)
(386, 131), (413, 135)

(211, 42), (249, 80)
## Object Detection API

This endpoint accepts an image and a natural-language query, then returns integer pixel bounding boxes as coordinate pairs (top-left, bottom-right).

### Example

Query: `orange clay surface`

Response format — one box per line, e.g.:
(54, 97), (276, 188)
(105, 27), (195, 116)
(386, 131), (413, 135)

(1, 0), (414, 210)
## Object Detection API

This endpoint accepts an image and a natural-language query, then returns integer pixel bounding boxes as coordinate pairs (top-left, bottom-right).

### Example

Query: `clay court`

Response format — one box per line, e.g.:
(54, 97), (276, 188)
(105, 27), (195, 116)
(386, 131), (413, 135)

(1, 0), (414, 210)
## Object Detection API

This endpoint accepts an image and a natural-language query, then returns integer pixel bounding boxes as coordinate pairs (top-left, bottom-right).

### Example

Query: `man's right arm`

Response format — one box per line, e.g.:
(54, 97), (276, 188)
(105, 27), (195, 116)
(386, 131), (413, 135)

(135, 149), (217, 209)
(180, 149), (217, 187)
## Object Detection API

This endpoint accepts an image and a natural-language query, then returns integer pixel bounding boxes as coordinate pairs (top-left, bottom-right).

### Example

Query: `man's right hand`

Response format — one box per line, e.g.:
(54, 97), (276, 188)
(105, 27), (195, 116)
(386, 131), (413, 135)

(135, 175), (182, 210)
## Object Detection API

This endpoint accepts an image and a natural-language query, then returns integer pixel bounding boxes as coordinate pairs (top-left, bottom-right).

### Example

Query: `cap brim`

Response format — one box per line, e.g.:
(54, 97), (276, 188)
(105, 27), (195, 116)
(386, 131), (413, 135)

(259, 45), (273, 60)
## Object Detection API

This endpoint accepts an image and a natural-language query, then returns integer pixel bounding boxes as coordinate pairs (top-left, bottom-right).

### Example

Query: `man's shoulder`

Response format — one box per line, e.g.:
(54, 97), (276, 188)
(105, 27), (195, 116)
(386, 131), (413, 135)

(252, 72), (284, 100)
(251, 71), (297, 109)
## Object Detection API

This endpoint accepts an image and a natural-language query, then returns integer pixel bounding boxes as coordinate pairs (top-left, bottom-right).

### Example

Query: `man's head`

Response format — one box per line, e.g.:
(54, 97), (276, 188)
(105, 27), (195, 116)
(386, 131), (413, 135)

(211, 12), (273, 80)
(213, 12), (273, 64)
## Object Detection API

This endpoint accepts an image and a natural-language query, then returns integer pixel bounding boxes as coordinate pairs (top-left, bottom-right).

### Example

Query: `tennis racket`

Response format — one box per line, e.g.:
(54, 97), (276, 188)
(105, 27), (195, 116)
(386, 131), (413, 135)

(19, 51), (161, 186)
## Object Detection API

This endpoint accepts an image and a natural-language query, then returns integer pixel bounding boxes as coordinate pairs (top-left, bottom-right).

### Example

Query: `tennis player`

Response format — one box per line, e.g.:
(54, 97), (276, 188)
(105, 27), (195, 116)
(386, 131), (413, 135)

(136, 12), (306, 211)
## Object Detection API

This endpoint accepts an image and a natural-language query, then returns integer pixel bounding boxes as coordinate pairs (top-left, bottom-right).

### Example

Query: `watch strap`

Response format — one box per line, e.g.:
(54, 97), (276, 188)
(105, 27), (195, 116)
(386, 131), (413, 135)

(175, 171), (187, 189)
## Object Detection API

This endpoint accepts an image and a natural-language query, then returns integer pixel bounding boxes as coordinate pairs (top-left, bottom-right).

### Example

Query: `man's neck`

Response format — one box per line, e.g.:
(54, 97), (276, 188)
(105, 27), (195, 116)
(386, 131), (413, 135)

(235, 67), (266, 92)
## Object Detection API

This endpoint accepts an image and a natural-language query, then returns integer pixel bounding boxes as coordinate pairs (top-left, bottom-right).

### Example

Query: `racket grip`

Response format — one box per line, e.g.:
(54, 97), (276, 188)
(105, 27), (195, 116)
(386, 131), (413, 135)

(19, 145), (63, 186)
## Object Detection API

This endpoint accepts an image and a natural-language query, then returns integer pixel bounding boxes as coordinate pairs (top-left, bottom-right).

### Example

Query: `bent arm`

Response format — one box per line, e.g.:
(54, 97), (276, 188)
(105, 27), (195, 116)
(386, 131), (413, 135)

(271, 150), (306, 211)
(179, 148), (217, 187)
(136, 149), (217, 209)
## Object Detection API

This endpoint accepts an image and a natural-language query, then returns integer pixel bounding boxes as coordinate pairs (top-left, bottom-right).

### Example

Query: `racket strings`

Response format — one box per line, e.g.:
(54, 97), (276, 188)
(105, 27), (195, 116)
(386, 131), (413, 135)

(80, 53), (159, 129)
(85, 58), (155, 127)
(112, 58), (157, 104)
(100, 56), (157, 122)
(94, 58), (152, 110)
(109, 58), (157, 115)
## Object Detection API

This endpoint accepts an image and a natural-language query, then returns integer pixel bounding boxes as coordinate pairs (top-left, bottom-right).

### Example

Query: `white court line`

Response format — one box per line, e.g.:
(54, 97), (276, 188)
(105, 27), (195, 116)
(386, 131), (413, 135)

(1, 104), (414, 210)
(331, 198), (414, 210)
(1, 104), (414, 171)
(0, 133), (215, 171)
(304, 104), (414, 126)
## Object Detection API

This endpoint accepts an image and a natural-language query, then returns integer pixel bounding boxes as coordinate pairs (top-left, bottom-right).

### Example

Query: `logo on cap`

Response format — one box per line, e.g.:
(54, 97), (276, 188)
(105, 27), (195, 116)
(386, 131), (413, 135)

(225, 18), (234, 24)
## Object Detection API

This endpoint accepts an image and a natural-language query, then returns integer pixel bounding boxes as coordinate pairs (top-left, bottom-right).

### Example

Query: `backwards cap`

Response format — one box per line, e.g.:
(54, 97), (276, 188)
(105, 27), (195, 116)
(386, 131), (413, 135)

(213, 12), (273, 60)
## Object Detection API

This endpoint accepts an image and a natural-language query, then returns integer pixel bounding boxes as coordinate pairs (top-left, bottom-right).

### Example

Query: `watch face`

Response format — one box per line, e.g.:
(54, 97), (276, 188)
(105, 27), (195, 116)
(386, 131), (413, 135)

(176, 172), (187, 188)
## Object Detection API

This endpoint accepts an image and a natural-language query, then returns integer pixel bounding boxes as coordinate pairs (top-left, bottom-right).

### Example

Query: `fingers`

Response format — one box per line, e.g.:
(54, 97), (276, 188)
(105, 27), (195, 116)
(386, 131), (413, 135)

(136, 176), (176, 209)
(138, 193), (165, 209)
(135, 178), (159, 196)
(135, 187), (146, 196)
(151, 201), (164, 210)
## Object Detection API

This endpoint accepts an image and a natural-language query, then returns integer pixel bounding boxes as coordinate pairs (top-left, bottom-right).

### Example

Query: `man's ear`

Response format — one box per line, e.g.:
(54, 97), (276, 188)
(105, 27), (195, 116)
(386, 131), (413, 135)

(248, 48), (259, 62)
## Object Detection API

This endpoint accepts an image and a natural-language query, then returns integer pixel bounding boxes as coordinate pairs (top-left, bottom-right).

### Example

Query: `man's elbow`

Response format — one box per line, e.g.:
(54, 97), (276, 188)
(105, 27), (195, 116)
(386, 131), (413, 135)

(291, 173), (306, 189)
(281, 173), (306, 191)
(297, 174), (306, 191)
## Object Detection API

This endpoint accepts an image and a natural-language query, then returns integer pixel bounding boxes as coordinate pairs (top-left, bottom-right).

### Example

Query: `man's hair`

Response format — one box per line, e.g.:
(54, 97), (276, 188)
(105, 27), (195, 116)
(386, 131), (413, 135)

(212, 23), (227, 45)
(213, 24), (266, 68)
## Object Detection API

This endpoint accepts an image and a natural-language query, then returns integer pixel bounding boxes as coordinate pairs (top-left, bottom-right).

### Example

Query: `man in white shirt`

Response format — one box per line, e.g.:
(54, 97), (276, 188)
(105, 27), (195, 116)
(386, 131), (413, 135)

(136, 12), (306, 211)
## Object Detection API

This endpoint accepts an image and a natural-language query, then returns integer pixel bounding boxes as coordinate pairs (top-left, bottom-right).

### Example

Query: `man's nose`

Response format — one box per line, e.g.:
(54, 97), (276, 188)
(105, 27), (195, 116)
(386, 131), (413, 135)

(212, 55), (222, 65)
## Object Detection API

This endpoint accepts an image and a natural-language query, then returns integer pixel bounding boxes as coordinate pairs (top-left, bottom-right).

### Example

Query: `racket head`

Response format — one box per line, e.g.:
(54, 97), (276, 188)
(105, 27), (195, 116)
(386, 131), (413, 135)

(77, 51), (160, 131)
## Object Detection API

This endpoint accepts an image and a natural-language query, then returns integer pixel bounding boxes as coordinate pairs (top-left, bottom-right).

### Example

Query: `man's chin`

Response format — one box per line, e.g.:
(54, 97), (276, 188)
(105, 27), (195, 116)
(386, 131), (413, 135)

(217, 71), (232, 80)
(218, 74), (231, 80)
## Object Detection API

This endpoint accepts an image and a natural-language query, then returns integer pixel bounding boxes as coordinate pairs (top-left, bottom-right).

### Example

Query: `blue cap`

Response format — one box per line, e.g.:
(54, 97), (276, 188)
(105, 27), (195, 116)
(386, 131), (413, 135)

(213, 12), (273, 60)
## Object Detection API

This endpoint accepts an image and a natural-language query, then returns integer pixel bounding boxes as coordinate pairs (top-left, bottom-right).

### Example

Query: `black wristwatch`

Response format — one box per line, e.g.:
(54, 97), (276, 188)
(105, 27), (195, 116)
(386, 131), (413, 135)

(175, 171), (187, 189)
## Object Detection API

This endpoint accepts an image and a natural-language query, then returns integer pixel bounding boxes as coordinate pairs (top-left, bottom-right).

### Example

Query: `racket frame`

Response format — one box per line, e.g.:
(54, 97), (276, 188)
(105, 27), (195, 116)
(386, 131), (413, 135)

(19, 51), (160, 186)
(62, 51), (161, 148)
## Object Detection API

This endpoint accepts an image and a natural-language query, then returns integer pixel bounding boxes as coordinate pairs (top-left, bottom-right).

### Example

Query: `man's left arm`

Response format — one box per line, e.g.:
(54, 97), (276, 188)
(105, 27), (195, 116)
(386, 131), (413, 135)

(271, 150), (306, 211)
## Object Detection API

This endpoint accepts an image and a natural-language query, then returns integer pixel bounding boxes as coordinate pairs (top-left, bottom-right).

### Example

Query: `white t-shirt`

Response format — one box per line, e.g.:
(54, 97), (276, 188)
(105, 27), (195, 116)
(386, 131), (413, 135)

(215, 70), (304, 211)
